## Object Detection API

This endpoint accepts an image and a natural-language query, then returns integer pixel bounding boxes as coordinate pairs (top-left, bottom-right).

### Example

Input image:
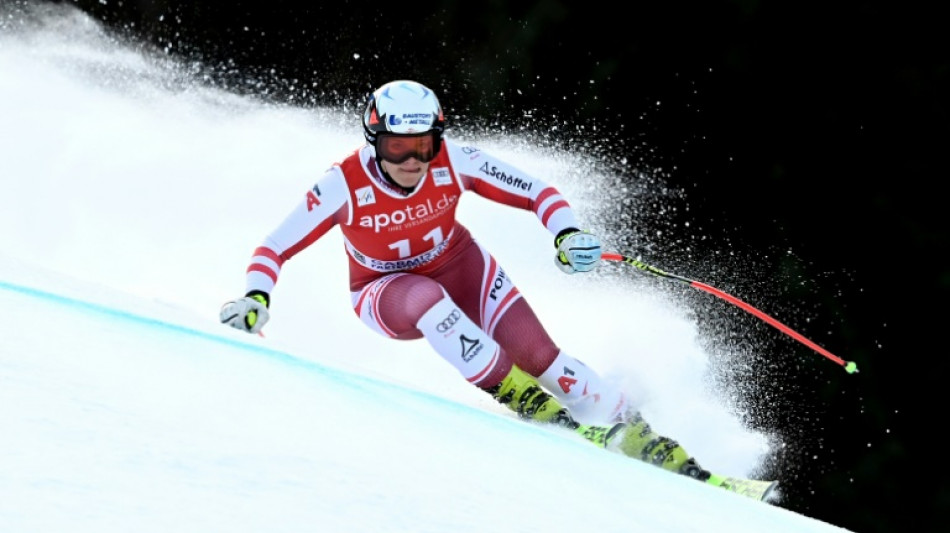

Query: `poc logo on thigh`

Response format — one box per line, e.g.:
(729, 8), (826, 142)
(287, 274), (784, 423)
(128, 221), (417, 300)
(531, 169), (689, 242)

(489, 268), (511, 301)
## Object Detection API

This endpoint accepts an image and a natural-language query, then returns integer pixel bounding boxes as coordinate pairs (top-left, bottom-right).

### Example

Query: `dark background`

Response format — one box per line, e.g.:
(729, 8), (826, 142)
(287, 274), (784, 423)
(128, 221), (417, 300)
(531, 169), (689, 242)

(52, 0), (949, 531)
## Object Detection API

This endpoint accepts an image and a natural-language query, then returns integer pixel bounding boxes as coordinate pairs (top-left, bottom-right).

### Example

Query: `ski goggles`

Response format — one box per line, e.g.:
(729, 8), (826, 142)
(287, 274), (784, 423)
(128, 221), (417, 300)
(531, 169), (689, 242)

(375, 132), (439, 164)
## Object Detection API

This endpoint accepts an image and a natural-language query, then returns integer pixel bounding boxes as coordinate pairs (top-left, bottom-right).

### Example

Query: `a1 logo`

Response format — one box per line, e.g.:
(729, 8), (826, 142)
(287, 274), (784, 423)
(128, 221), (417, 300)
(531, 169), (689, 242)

(558, 375), (577, 394)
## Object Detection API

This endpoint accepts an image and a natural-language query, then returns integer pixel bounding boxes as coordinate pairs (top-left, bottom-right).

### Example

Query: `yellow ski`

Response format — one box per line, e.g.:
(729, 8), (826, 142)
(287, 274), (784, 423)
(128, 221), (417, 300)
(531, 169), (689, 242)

(707, 475), (779, 502)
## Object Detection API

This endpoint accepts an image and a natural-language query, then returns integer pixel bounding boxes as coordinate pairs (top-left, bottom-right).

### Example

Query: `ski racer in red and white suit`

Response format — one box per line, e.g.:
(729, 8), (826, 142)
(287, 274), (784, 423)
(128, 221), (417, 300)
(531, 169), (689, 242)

(221, 80), (772, 493)
(222, 80), (627, 425)
(243, 139), (625, 423)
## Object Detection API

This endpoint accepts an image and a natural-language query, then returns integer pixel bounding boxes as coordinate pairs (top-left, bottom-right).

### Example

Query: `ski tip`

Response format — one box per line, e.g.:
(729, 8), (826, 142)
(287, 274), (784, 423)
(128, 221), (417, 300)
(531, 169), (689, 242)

(709, 475), (781, 504)
(761, 480), (781, 504)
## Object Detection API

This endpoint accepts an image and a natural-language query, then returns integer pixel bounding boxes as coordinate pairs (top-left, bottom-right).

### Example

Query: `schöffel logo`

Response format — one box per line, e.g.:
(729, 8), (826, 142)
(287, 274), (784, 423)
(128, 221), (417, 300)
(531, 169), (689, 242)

(478, 162), (533, 192)
(436, 309), (461, 333)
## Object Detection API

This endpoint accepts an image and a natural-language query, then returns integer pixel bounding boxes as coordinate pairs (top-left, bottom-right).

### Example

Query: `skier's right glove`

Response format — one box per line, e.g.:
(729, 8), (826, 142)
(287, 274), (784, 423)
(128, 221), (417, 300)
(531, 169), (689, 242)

(220, 291), (270, 334)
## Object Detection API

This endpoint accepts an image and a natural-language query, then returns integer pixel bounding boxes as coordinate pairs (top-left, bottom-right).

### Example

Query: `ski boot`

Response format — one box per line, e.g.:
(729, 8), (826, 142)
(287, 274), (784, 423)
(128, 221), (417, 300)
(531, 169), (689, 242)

(484, 366), (666, 455)
(484, 364), (578, 427)
(609, 411), (711, 480)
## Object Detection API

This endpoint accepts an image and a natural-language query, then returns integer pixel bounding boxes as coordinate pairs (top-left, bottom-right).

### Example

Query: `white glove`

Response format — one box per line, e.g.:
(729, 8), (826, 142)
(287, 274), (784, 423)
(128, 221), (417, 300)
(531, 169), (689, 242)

(554, 229), (603, 274)
(220, 294), (270, 334)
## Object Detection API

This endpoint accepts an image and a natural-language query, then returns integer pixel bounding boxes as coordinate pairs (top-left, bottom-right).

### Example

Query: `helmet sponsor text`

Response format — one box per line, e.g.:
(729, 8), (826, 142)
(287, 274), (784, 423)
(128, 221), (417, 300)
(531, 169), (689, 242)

(388, 113), (434, 127)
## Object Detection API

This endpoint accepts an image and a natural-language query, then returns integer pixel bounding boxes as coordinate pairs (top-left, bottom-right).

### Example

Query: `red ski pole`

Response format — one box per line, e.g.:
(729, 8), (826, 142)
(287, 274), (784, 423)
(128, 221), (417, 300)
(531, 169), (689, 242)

(602, 252), (858, 374)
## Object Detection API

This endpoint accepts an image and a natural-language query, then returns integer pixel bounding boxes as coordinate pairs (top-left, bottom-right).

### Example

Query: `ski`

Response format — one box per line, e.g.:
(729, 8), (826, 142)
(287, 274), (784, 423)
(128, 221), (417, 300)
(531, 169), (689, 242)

(580, 420), (780, 503)
(708, 475), (779, 502)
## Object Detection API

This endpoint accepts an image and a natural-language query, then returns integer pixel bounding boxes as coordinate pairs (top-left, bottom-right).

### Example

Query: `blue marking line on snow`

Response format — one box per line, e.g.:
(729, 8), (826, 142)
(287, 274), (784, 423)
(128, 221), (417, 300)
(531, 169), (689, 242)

(0, 277), (386, 385)
(0, 278), (308, 362)
(0, 277), (548, 436)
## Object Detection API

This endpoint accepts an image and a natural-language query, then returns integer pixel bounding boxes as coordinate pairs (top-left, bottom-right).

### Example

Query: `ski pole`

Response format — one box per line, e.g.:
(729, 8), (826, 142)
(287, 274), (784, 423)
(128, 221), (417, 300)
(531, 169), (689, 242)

(601, 252), (858, 374)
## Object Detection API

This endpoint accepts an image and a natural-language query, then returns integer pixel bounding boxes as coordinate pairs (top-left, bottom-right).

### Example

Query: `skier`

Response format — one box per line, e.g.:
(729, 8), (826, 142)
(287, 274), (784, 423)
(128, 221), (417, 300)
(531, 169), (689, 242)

(220, 80), (774, 499)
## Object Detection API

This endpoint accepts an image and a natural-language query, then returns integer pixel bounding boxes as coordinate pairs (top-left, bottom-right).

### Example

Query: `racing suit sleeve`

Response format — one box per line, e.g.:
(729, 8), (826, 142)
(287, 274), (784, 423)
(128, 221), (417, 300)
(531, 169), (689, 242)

(244, 168), (349, 296)
(444, 139), (581, 237)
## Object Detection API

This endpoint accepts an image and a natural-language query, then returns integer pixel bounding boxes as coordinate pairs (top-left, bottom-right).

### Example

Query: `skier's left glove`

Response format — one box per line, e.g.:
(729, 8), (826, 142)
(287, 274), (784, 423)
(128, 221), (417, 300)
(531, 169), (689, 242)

(554, 228), (602, 274)
(220, 291), (270, 334)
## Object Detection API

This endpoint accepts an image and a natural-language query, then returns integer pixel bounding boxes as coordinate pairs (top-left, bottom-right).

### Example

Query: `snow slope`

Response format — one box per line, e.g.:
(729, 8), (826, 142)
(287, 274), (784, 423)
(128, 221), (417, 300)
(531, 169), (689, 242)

(0, 4), (851, 532)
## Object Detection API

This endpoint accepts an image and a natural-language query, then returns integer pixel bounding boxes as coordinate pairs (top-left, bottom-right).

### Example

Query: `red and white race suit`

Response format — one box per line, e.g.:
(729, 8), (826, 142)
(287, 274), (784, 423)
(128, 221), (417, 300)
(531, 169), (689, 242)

(242, 138), (626, 424)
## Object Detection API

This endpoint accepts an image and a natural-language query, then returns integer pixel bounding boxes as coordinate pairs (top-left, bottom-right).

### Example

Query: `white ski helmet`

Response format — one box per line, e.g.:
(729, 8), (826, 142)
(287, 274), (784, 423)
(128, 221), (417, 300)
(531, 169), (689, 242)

(362, 80), (445, 144)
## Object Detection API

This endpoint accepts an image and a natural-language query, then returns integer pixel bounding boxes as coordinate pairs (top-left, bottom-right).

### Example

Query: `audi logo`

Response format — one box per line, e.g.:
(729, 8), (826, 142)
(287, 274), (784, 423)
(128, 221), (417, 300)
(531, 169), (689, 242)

(436, 309), (462, 332)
